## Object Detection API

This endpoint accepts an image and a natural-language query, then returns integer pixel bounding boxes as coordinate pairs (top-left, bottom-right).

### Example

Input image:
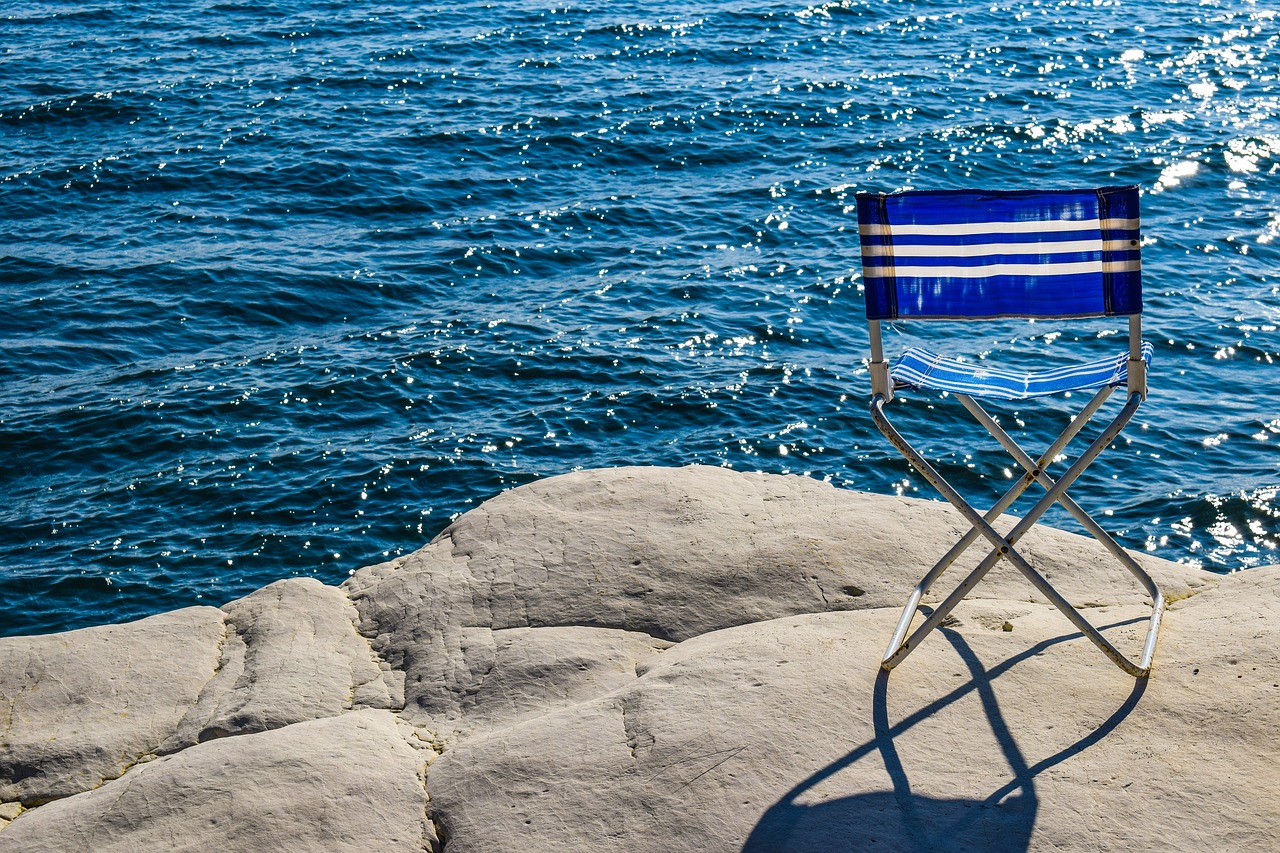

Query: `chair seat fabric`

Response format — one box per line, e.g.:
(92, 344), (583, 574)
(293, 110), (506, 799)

(891, 341), (1153, 401)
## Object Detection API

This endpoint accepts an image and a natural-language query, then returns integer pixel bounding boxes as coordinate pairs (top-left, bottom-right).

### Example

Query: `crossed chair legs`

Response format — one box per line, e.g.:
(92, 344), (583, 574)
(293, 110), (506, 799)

(870, 386), (1166, 678)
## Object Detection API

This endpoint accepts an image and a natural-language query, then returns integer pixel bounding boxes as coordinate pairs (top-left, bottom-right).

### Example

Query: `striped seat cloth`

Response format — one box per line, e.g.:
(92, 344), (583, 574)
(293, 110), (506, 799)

(892, 341), (1154, 401)
(857, 187), (1142, 320)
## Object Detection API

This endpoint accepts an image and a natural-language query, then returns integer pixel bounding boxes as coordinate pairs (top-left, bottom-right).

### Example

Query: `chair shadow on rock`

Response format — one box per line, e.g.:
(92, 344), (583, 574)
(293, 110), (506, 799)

(741, 620), (1147, 853)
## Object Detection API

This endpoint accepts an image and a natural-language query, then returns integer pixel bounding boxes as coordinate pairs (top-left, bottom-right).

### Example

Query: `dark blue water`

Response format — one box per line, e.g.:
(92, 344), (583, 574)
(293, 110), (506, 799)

(3, 0), (1278, 638)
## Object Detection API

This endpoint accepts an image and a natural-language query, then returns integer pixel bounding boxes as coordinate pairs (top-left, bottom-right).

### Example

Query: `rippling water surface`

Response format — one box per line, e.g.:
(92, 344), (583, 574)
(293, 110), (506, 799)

(3, 0), (1279, 637)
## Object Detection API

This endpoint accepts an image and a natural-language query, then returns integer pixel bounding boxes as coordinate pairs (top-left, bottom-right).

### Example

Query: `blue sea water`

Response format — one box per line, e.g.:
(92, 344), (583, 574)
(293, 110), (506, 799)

(2, 0), (1278, 638)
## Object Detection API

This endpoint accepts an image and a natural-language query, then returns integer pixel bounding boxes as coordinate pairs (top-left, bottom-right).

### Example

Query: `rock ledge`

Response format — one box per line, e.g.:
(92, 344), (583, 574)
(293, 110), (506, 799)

(2, 466), (1275, 852)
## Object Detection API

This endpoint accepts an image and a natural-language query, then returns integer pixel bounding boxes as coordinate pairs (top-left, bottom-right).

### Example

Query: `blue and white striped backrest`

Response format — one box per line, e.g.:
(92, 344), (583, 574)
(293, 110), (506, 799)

(856, 187), (1142, 320)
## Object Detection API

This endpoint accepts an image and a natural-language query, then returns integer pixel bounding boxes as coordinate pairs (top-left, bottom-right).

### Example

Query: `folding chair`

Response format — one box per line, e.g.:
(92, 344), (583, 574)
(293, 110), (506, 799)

(857, 186), (1165, 678)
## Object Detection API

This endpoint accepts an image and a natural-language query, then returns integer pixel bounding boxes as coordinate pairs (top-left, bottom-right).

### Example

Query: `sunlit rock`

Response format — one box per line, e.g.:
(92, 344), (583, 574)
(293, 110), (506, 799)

(3, 466), (1273, 853)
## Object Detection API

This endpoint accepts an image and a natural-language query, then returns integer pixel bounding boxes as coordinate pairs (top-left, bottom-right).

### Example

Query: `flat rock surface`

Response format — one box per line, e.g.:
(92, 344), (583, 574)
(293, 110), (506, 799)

(3, 465), (1271, 852)
(0, 605), (225, 805)
(343, 466), (1211, 741)
(428, 571), (1280, 852)
(0, 710), (434, 853)
(160, 577), (398, 753)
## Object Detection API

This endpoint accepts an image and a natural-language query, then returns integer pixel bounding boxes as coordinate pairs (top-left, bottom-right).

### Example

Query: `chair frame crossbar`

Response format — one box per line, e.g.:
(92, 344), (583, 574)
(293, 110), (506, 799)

(870, 384), (1165, 677)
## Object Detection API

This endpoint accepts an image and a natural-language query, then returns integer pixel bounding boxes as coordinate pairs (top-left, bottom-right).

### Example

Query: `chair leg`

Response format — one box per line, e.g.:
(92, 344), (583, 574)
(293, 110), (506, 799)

(958, 394), (1164, 602)
(879, 388), (1114, 665)
(958, 395), (1165, 672)
(872, 392), (1163, 677)
(873, 394), (1023, 669)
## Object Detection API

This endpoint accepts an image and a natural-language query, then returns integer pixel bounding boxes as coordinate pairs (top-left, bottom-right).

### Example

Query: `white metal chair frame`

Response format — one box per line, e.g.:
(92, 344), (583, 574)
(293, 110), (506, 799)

(861, 188), (1165, 678)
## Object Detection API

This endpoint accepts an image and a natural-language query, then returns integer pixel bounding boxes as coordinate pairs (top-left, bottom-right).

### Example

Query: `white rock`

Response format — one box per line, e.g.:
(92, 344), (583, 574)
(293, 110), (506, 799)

(0, 606), (224, 805)
(0, 709), (433, 853)
(2, 465), (1258, 853)
(160, 577), (398, 752)
(428, 567), (1279, 853)
(344, 466), (1208, 740)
